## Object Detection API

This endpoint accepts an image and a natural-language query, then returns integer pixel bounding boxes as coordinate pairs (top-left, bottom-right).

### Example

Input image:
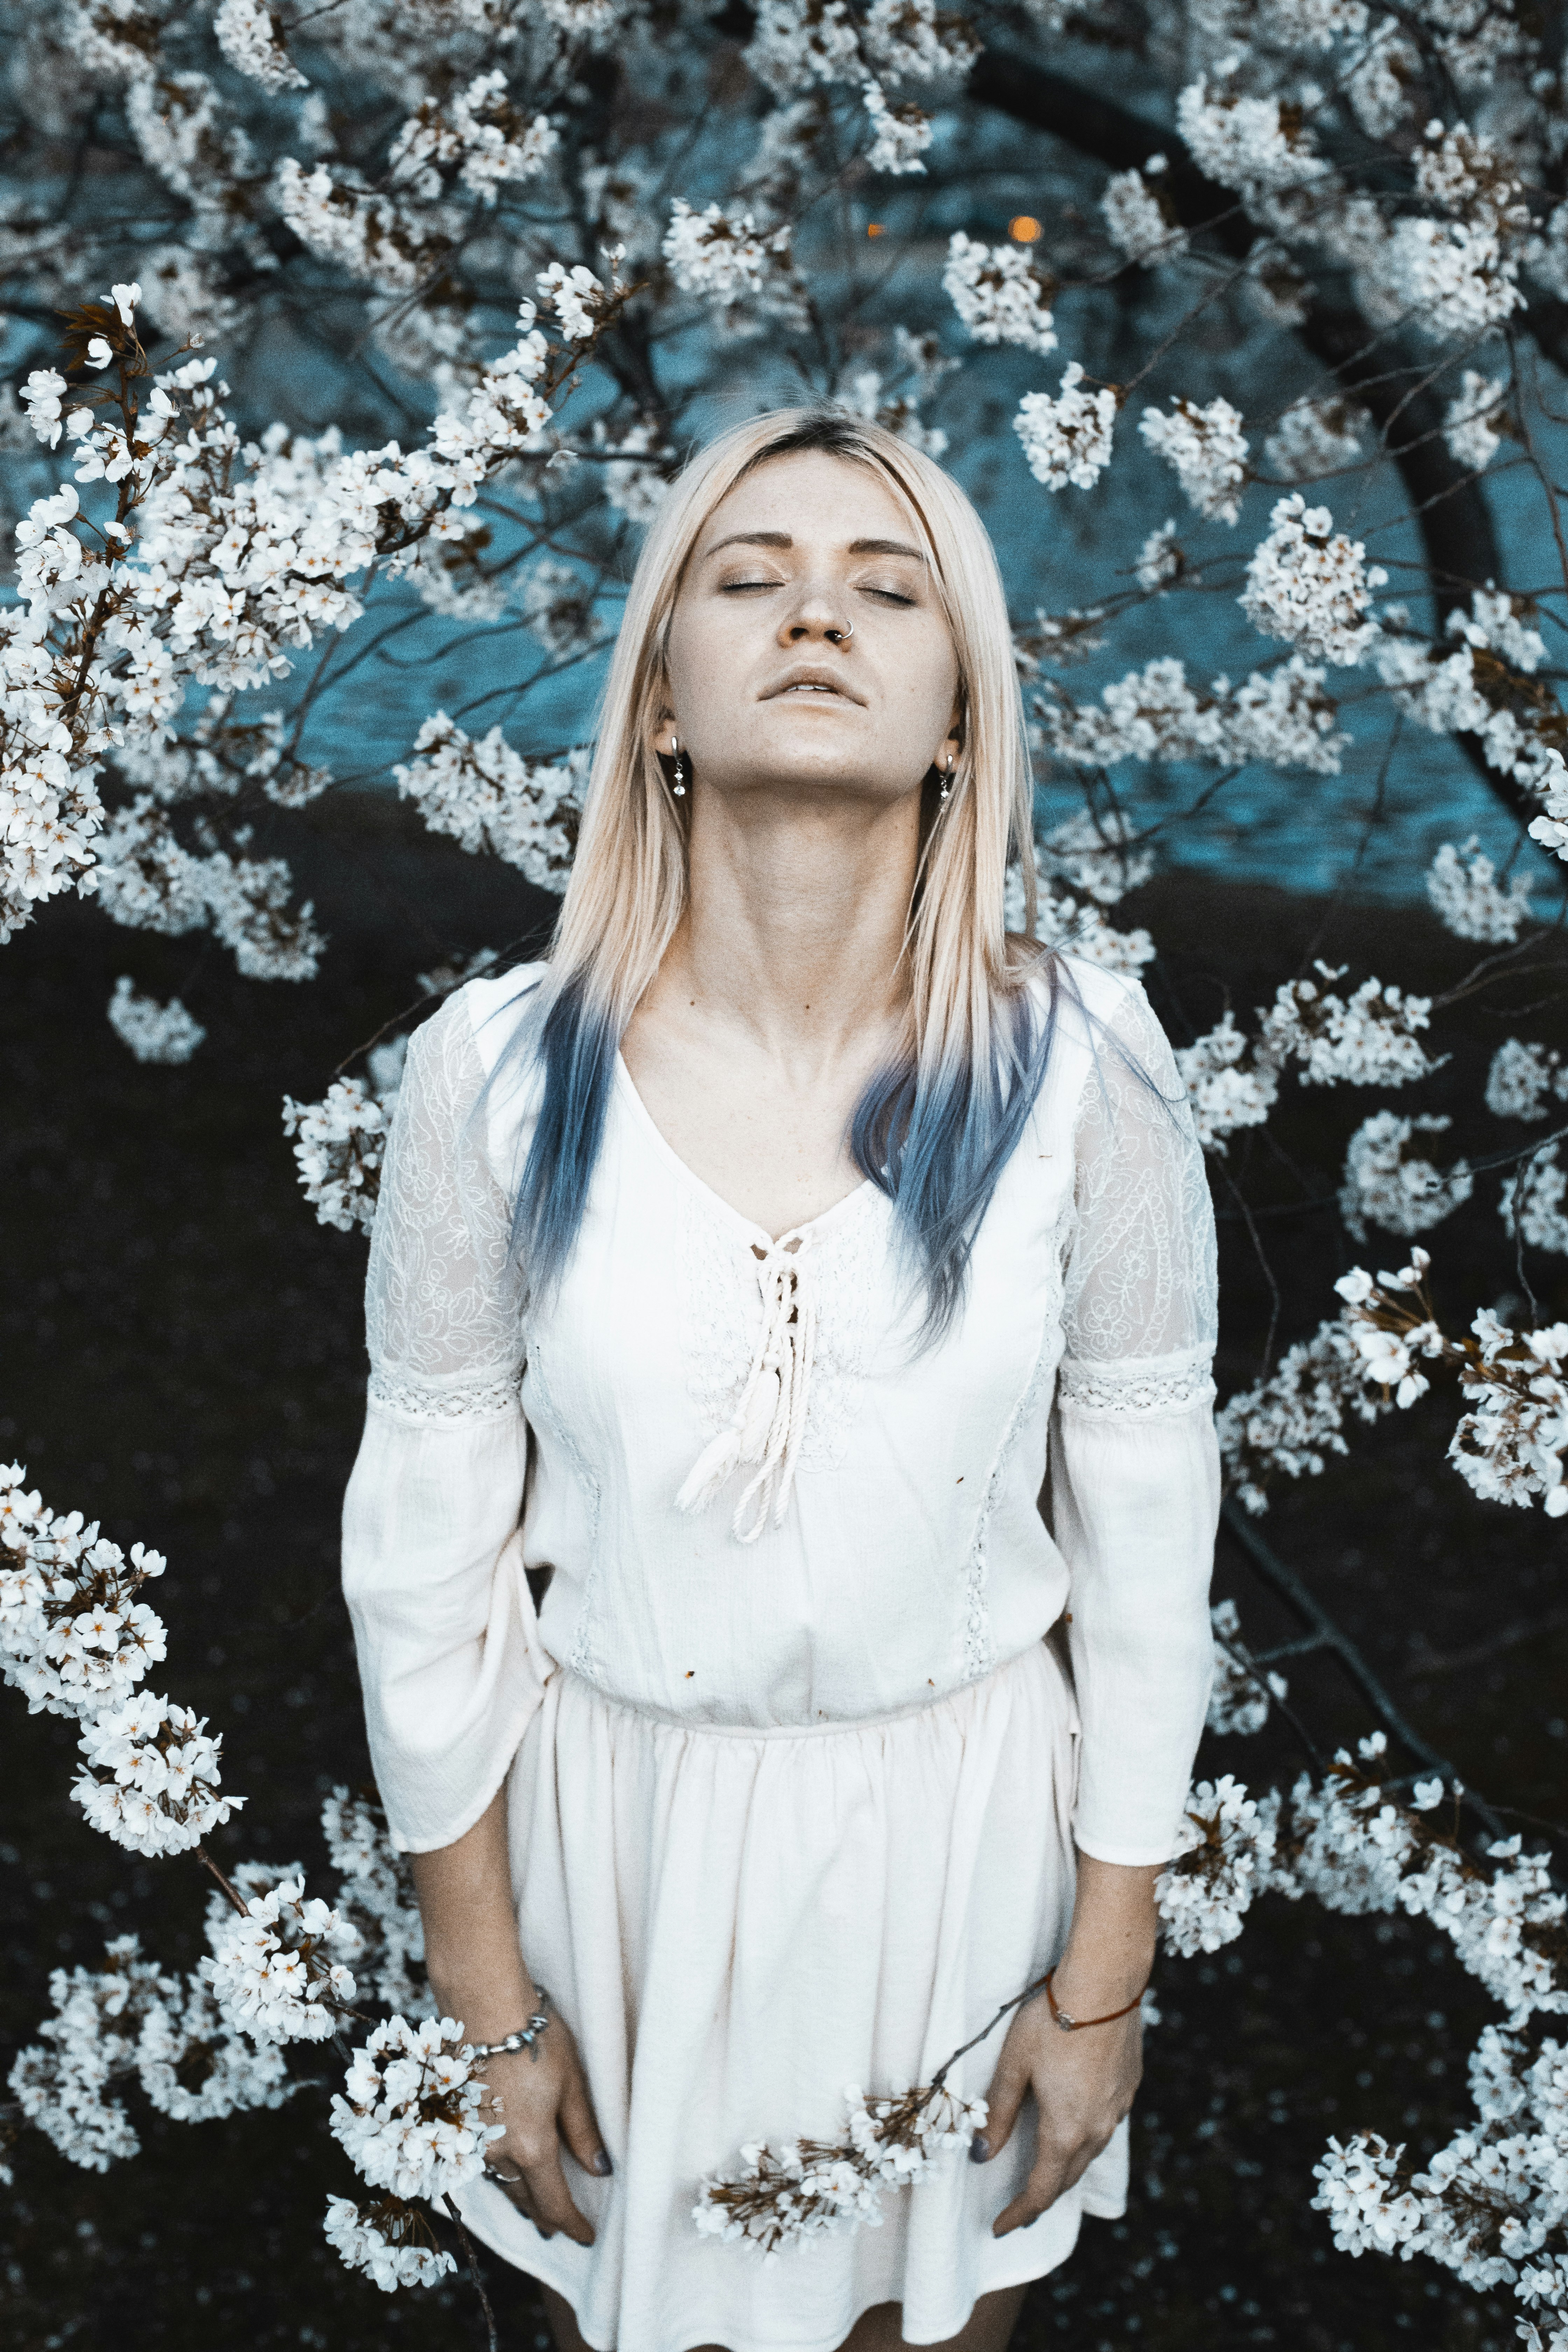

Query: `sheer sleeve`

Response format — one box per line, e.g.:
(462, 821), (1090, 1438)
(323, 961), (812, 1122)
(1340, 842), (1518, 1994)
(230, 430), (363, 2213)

(340, 990), (548, 1854)
(1050, 979), (1220, 1866)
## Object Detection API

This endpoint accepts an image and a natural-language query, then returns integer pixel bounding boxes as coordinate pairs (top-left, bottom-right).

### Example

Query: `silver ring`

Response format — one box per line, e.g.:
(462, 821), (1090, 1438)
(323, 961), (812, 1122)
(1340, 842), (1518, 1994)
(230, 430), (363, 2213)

(483, 2163), (527, 2188)
(826, 621), (853, 643)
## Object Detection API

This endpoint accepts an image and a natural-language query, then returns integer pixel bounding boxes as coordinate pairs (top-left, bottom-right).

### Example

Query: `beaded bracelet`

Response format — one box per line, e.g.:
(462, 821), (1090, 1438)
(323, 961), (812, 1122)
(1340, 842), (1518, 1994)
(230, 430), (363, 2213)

(467, 1994), (552, 2063)
(1043, 1967), (1149, 2032)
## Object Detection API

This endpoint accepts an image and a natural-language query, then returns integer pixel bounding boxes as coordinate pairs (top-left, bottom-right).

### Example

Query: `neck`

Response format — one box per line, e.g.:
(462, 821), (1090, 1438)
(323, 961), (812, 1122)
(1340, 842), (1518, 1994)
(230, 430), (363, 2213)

(658, 781), (921, 1066)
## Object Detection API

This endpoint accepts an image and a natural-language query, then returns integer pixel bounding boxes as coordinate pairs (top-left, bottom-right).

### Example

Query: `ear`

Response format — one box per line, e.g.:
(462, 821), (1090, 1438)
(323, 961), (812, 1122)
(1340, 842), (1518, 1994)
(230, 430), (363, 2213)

(936, 703), (963, 774)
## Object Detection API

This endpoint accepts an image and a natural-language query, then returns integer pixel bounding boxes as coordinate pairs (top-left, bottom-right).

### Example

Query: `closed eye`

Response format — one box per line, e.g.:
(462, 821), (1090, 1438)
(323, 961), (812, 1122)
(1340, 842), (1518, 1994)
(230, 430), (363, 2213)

(717, 577), (783, 594)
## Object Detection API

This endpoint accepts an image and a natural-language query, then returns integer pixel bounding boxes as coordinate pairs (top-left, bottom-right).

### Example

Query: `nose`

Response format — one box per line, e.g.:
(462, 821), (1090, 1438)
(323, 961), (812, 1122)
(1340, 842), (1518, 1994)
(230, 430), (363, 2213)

(780, 582), (854, 647)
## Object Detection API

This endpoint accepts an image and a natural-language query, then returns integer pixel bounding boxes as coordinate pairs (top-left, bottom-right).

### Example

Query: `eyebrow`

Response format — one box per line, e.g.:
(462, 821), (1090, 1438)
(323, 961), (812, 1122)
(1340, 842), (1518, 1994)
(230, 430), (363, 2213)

(702, 530), (927, 562)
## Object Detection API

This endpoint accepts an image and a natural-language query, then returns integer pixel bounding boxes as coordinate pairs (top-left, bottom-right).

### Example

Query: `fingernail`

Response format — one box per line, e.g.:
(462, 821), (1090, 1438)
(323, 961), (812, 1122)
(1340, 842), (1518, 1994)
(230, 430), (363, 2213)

(969, 2133), (990, 2164)
(593, 2150), (614, 2177)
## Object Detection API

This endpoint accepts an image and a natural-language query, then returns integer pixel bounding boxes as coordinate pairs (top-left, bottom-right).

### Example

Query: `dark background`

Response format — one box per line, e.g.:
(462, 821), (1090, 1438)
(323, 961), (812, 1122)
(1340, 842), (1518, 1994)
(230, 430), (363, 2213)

(3, 803), (1564, 2351)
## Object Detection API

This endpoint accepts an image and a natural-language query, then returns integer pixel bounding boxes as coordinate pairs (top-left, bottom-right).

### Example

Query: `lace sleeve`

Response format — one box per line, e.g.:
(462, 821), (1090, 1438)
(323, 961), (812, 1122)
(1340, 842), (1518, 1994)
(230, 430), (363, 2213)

(364, 991), (525, 1424)
(1058, 980), (1218, 1418)
(1049, 975), (1220, 1865)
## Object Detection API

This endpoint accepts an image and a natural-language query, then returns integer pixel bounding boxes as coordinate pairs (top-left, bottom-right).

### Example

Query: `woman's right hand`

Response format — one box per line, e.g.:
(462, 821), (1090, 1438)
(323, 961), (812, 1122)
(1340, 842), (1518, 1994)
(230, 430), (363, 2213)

(469, 2004), (611, 2245)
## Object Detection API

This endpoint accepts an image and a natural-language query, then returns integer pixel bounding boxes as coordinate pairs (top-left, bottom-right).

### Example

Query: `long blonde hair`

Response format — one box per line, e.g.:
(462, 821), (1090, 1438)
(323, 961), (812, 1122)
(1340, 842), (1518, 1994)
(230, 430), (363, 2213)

(507, 406), (1055, 1328)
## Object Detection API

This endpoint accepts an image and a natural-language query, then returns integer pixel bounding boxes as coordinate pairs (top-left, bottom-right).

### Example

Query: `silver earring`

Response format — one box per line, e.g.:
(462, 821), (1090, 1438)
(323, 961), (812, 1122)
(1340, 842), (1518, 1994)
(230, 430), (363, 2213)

(671, 736), (686, 798)
(939, 754), (954, 806)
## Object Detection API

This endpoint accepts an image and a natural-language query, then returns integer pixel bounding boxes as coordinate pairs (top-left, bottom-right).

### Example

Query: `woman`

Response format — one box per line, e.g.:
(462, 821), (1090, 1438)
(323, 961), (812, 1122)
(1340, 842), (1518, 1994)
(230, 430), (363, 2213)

(341, 406), (1219, 2352)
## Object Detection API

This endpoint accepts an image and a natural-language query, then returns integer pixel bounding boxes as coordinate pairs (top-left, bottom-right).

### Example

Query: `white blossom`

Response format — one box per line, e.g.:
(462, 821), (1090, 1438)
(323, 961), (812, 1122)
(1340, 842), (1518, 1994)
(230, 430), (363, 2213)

(1486, 1040), (1568, 1123)
(1014, 366), (1116, 490)
(744, 0), (862, 93)
(282, 1078), (389, 1235)
(205, 1872), (360, 2043)
(519, 557), (598, 656)
(1003, 846), (1154, 972)
(862, 85), (932, 176)
(1426, 837), (1533, 942)
(1217, 1315), (1392, 1514)
(1443, 371), (1509, 471)
(695, 2080), (985, 2254)
(1101, 166), (1186, 266)
(943, 233), (1057, 355)
(0, 1470), (168, 1722)
(1176, 1014), (1281, 1153)
(1240, 494), (1386, 665)
(322, 1786), (429, 2015)
(1262, 398), (1368, 483)
(73, 1690), (243, 1857)
(136, 1977), (293, 2122)
(1207, 1599), (1287, 1736)
(106, 976), (206, 1064)
(8, 1938), (175, 2172)
(664, 201), (797, 315)
(214, 0), (308, 91)
(1157, 1776), (1281, 1956)
(1501, 1147), (1568, 1258)
(394, 711), (581, 886)
(1135, 520), (1185, 591)
(1528, 752), (1568, 864)
(324, 2196), (457, 2292)
(1261, 967), (1435, 1086)
(1339, 1112), (1473, 1242)
(1175, 74), (1326, 194)
(1040, 807), (1153, 904)
(1138, 397), (1249, 524)
(330, 2013), (499, 2200)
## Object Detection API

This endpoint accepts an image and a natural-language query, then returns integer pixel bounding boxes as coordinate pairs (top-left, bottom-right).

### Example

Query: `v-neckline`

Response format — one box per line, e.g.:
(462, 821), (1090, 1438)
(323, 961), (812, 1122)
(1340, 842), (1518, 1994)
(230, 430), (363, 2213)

(612, 1054), (876, 1248)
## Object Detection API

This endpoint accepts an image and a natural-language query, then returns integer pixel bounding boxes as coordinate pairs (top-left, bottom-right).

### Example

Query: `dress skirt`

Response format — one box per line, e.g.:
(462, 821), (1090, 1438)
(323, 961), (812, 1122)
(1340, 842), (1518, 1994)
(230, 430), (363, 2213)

(453, 1636), (1129, 2352)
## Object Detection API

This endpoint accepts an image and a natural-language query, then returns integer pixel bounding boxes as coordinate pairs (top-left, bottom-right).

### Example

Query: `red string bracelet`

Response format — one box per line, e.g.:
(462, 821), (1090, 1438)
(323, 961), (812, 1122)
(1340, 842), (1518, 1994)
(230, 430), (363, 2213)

(1043, 1966), (1150, 2032)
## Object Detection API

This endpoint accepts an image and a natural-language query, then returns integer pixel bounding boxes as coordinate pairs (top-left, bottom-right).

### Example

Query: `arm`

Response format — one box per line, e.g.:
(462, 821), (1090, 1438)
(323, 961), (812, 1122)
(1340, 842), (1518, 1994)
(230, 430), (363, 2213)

(411, 1790), (609, 2244)
(979, 981), (1219, 2231)
(341, 993), (550, 1852)
(342, 996), (603, 2232)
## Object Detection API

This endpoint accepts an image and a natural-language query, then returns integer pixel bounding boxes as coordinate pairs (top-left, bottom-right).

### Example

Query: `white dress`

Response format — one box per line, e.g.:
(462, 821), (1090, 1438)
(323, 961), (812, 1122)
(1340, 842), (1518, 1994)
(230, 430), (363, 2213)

(341, 952), (1220, 2352)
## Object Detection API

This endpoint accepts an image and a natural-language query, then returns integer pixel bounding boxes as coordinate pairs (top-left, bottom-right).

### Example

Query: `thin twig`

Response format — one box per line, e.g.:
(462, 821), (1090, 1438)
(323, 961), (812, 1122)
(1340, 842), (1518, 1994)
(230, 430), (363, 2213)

(448, 2208), (500, 2352)
(1219, 1504), (1510, 1842)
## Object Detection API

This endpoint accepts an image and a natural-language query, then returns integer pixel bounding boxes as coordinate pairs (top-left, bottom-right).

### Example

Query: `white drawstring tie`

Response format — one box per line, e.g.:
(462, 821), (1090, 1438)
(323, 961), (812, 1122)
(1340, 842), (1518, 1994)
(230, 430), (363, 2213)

(676, 1232), (817, 1544)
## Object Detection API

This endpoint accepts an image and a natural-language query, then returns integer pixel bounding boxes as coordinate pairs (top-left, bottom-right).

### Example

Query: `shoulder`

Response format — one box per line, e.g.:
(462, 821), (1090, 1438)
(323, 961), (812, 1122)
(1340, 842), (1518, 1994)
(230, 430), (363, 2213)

(408, 960), (548, 1080)
(1022, 952), (1167, 1066)
(450, 960), (550, 1079)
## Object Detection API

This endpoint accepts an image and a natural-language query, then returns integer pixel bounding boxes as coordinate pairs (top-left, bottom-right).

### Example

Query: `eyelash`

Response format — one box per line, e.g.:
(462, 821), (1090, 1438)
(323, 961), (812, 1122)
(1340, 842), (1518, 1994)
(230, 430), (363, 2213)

(718, 581), (917, 606)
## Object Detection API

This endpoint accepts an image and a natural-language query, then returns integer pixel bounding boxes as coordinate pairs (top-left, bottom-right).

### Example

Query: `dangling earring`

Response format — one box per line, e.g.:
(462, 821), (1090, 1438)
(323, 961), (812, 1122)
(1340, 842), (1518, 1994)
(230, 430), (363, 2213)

(939, 753), (954, 806)
(671, 735), (686, 798)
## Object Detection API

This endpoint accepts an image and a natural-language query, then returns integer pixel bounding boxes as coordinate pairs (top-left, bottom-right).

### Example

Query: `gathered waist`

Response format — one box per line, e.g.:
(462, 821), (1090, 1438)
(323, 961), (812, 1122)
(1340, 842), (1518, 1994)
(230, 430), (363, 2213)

(551, 1634), (1072, 1745)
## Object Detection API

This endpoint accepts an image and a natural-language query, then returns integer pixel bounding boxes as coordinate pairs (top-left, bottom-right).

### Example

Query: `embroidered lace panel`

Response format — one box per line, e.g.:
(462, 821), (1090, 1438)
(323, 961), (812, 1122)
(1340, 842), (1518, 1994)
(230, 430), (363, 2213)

(1058, 982), (1218, 1378)
(1057, 1356), (1217, 1419)
(364, 993), (526, 1423)
(368, 1369), (522, 1424)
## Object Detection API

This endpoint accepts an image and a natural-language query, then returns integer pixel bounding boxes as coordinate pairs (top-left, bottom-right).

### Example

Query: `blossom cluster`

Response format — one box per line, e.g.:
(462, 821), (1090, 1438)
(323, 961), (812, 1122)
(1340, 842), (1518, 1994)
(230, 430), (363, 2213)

(1335, 1254), (1568, 1516)
(694, 2081), (986, 2256)
(392, 711), (582, 886)
(1173, 964), (1435, 1155)
(281, 1079), (392, 1236)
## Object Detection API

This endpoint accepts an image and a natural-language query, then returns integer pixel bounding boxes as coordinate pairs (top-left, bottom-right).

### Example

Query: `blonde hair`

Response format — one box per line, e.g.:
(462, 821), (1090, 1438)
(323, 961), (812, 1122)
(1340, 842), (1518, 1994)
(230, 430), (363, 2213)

(508, 406), (1055, 1329)
(553, 404), (1038, 1055)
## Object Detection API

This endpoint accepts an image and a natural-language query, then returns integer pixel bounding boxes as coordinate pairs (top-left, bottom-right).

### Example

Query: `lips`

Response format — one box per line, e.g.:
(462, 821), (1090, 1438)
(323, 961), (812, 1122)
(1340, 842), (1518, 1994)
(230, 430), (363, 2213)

(763, 666), (865, 704)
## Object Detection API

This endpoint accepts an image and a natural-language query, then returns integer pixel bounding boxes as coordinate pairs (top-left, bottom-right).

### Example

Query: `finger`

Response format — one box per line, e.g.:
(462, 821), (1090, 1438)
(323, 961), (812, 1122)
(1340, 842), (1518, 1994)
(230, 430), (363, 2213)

(494, 2171), (552, 2238)
(993, 2155), (1067, 2238)
(524, 2144), (596, 2247)
(992, 2128), (1110, 2237)
(974, 2043), (1033, 2165)
(558, 2064), (613, 2180)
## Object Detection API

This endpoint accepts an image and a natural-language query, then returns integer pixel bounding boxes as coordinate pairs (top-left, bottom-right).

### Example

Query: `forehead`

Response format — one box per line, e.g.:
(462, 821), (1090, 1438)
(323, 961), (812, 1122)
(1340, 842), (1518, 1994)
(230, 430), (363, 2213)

(696, 447), (924, 553)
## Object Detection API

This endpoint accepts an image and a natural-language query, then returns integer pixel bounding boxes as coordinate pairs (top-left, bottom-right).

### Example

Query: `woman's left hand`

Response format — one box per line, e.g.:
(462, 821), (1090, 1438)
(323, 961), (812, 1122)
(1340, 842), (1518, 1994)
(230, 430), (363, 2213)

(974, 1987), (1143, 2236)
